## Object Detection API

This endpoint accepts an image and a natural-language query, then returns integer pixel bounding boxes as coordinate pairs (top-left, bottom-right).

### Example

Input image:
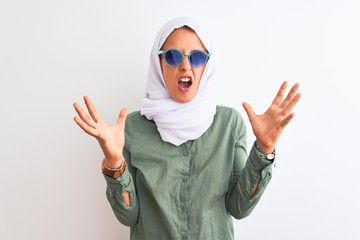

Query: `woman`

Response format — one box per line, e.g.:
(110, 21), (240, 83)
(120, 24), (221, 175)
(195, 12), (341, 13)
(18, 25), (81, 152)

(73, 17), (301, 240)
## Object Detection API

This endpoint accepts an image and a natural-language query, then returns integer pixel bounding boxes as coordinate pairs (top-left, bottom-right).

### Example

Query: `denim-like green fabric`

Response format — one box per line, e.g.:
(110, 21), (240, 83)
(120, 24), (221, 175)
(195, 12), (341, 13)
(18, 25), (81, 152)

(104, 106), (273, 240)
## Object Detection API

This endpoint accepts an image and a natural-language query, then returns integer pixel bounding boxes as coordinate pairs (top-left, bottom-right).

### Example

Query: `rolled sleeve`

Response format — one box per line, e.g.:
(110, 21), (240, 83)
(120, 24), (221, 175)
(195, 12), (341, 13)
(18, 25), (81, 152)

(104, 166), (139, 226)
(226, 144), (273, 219)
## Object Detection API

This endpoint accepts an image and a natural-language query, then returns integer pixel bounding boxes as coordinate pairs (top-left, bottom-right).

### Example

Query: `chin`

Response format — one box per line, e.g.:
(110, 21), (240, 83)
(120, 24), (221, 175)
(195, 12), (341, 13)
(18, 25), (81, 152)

(173, 96), (195, 104)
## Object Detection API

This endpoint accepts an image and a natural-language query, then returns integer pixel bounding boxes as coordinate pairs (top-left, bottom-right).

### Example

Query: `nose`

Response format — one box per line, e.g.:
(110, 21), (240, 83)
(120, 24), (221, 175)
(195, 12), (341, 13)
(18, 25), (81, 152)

(180, 55), (191, 72)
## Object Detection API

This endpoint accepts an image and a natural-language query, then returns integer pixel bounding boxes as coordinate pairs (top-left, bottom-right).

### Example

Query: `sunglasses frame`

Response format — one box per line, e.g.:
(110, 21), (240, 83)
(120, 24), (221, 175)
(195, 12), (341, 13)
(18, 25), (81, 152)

(158, 48), (210, 68)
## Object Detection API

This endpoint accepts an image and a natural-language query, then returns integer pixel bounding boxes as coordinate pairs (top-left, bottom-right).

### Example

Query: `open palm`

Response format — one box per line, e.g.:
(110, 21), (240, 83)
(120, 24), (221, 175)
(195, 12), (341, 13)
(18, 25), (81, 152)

(242, 81), (301, 153)
(73, 96), (128, 168)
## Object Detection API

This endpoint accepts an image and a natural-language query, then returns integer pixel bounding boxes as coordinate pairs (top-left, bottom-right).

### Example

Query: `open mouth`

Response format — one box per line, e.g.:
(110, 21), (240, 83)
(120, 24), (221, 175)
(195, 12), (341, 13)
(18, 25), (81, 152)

(178, 77), (192, 91)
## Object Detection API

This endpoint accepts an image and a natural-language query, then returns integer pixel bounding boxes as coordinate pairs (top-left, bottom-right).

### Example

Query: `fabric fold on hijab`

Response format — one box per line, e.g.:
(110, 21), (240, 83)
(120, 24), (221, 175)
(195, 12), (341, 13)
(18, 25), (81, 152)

(140, 17), (217, 146)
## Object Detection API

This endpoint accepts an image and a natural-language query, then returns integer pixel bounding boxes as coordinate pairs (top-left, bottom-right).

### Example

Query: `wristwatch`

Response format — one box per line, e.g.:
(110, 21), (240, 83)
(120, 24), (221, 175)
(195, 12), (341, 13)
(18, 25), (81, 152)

(264, 152), (275, 161)
(102, 159), (127, 179)
(254, 141), (276, 161)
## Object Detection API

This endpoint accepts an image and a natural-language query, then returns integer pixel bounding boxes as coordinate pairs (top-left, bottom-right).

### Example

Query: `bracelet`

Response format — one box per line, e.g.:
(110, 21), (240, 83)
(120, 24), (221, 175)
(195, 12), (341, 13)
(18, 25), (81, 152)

(102, 158), (127, 178)
(104, 158), (125, 171)
(254, 141), (276, 162)
(254, 141), (267, 155)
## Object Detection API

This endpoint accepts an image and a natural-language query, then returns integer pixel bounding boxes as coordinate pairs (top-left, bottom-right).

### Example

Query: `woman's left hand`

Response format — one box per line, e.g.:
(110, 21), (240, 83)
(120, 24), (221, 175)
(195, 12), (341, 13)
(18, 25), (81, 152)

(242, 81), (301, 154)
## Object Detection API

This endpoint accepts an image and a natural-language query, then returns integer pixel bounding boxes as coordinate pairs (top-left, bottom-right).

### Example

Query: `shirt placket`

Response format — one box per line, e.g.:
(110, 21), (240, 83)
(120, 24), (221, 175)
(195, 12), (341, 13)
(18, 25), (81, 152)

(179, 143), (191, 240)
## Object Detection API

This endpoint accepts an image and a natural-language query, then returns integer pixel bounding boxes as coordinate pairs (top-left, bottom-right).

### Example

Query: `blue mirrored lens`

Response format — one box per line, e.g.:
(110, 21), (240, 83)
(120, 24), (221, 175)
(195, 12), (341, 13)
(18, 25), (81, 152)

(165, 50), (183, 66)
(189, 51), (208, 68)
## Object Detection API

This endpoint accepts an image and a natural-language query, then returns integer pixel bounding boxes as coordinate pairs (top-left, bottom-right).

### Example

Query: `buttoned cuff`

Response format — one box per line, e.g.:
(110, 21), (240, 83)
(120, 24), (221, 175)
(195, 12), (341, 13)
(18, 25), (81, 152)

(103, 167), (132, 191)
(248, 145), (274, 172)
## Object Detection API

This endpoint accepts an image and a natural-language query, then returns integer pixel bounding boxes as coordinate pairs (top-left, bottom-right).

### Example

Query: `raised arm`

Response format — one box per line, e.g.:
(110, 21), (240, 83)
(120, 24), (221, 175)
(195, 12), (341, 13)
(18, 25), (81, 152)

(73, 96), (139, 226)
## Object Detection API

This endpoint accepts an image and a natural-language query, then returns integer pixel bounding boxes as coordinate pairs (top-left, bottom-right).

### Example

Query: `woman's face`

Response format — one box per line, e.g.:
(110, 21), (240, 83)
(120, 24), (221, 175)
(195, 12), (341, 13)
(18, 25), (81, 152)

(160, 27), (207, 103)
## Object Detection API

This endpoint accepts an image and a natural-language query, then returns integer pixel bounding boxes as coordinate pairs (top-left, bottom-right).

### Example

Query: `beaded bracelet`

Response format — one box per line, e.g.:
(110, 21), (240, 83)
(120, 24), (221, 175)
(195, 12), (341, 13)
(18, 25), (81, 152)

(104, 158), (125, 171)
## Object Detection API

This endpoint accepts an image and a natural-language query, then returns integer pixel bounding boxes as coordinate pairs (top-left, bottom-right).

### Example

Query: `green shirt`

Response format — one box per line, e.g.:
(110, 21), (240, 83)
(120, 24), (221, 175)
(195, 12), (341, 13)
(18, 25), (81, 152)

(104, 106), (273, 240)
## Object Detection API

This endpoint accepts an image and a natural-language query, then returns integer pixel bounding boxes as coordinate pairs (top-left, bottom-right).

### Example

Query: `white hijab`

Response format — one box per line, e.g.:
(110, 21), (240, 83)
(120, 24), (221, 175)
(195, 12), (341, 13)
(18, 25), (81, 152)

(140, 17), (217, 146)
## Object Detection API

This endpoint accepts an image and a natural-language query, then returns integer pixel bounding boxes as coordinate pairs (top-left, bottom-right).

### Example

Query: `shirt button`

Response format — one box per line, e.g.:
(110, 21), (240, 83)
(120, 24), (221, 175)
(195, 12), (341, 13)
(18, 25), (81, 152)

(183, 152), (188, 156)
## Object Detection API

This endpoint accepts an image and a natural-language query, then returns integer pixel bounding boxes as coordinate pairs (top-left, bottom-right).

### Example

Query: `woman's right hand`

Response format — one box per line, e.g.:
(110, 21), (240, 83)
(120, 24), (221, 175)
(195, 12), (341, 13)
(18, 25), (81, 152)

(73, 96), (128, 168)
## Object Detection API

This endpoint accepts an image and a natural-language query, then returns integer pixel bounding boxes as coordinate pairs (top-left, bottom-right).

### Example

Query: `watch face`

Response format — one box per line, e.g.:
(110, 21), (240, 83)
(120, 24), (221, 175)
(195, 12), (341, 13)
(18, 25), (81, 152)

(266, 153), (275, 160)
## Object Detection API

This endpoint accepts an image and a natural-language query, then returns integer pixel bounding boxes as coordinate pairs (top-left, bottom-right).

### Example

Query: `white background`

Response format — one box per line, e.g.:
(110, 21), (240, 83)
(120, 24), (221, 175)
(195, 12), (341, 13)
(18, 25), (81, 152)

(1, 0), (359, 239)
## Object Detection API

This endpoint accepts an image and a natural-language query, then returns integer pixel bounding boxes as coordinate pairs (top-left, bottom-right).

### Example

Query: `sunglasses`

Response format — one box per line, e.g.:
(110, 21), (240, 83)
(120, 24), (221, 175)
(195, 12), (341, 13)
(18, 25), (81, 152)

(158, 48), (210, 68)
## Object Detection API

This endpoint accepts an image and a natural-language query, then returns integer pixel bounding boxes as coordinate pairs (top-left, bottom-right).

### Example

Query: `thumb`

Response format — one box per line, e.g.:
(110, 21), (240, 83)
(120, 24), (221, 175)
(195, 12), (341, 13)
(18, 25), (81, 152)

(242, 102), (256, 121)
(117, 108), (128, 130)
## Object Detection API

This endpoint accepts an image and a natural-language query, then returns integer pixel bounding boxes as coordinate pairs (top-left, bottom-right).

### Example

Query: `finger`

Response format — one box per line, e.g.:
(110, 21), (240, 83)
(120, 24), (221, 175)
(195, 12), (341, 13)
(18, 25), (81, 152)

(242, 102), (256, 121)
(282, 92), (302, 116)
(280, 82), (300, 108)
(84, 95), (101, 123)
(73, 116), (98, 137)
(117, 108), (128, 130)
(281, 112), (296, 128)
(271, 81), (288, 106)
(73, 102), (96, 128)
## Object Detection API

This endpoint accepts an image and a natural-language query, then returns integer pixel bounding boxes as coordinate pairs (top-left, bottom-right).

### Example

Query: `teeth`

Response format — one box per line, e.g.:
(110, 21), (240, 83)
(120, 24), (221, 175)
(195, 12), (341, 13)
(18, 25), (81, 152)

(179, 77), (191, 82)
